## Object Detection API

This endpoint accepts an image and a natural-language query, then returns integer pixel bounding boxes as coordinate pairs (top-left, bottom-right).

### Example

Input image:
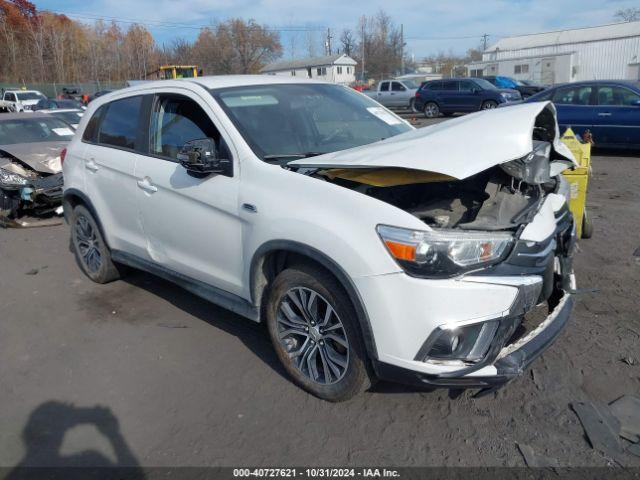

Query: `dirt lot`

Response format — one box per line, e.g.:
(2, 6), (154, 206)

(1, 120), (639, 468)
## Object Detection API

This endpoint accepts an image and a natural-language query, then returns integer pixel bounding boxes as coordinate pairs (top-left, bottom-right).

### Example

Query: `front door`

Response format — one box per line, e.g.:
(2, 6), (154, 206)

(541, 58), (555, 85)
(592, 84), (640, 147)
(458, 80), (482, 111)
(135, 90), (244, 295)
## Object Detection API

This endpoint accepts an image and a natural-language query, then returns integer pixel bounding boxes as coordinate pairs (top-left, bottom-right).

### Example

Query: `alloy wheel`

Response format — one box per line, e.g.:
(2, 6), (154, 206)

(276, 287), (349, 385)
(424, 103), (439, 118)
(74, 215), (102, 273)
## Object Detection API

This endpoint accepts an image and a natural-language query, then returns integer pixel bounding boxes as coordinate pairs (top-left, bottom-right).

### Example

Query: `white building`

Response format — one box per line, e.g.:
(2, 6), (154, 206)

(467, 21), (640, 84)
(260, 54), (357, 85)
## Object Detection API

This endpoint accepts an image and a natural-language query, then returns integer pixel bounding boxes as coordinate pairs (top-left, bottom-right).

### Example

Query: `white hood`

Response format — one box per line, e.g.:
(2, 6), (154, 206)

(289, 101), (576, 179)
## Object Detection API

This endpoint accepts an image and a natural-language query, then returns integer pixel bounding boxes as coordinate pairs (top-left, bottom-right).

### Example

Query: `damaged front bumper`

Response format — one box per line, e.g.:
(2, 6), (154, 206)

(0, 172), (64, 226)
(371, 205), (577, 393)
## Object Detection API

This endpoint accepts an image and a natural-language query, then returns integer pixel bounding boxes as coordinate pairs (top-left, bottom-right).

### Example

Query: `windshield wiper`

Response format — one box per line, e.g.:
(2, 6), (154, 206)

(262, 152), (325, 162)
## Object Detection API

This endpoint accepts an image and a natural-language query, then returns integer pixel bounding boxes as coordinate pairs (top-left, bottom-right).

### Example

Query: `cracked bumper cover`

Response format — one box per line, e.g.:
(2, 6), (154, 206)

(374, 290), (573, 389)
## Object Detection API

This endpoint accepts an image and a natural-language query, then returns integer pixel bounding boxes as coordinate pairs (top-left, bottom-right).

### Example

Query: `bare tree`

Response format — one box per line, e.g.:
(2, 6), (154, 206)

(614, 7), (640, 22)
(340, 29), (355, 56)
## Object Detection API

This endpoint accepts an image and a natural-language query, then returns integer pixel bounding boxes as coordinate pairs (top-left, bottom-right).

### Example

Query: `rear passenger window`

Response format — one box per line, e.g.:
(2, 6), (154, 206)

(379, 82), (390, 92)
(149, 95), (230, 161)
(98, 96), (143, 150)
(441, 81), (457, 91)
(82, 105), (105, 142)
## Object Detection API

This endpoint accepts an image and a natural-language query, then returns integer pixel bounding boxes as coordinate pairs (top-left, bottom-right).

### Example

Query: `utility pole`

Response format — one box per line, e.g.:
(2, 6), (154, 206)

(481, 33), (489, 51)
(400, 23), (405, 76)
(361, 21), (366, 82)
(326, 28), (333, 56)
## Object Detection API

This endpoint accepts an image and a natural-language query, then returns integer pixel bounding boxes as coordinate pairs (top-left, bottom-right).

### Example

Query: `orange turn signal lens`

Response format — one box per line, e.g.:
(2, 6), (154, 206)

(384, 240), (416, 262)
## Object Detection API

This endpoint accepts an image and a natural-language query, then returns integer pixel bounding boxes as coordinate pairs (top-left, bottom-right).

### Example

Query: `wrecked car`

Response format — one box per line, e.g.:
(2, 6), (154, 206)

(62, 77), (577, 401)
(0, 113), (73, 227)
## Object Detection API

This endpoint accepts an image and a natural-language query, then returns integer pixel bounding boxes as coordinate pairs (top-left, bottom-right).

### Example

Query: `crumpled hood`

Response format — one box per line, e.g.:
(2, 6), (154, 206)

(289, 101), (576, 179)
(0, 141), (67, 174)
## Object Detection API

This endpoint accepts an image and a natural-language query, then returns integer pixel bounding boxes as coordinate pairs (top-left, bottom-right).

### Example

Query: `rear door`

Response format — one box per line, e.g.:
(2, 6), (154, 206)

(375, 81), (391, 106)
(592, 84), (640, 147)
(81, 95), (149, 258)
(551, 84), (596, 138)
(134, 89), (244, 295)
(458, 80), (482, 111)
(438, 81), (462, 111)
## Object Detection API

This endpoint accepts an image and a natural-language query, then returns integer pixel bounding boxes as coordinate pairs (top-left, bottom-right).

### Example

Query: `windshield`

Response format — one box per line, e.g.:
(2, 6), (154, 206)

(0, 117), (75, 145)
(401, 80), (418, 89)
(17, 92), (45, 101)
(212, 83), (412, 161)
(472, 78), (497, 90)
(51, 111), (83, 126)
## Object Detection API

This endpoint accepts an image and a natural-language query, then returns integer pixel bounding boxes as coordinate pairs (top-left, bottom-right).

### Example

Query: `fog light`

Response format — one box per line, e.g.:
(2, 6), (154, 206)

(424, 320), (500, 363)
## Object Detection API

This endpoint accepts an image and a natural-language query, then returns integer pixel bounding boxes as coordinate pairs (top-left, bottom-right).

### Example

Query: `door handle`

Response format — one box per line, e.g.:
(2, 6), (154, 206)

(137, 178), (158, 193)
(597, 112), (612, 117)
(85, 159), (99, 172)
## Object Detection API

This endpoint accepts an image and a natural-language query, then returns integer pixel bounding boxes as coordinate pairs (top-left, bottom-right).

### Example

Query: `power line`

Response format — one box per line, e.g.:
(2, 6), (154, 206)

(41, 10), (327, 32)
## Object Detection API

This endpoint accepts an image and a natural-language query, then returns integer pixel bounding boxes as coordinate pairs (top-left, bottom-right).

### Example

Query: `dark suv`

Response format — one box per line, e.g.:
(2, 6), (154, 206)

(415, 78), (521, 118)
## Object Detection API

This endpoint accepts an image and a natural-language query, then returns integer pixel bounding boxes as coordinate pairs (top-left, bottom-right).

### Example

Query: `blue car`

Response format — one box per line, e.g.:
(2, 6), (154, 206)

(415, 78), (521, 118)
(525, 80), (640, 148)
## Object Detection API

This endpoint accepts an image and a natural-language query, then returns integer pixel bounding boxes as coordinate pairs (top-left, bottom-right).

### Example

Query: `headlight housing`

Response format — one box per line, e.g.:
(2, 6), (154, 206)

(0, 168), (30, 187)
(377, 225), (513, 278)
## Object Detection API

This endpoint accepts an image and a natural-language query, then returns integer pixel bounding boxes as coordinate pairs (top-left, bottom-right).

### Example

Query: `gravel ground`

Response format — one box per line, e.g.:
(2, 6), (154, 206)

(1, 120), (639, 468)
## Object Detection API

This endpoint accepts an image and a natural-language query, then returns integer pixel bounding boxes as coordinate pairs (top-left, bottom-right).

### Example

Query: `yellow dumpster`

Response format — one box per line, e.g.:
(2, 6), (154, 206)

(561, 128), (592, 239)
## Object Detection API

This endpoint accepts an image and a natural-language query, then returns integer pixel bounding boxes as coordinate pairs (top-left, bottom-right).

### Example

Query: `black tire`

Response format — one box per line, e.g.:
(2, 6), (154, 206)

(481, 100), (498, 110)
(409, 98), (418, 113)
(266, 264), (372, 401)
(581, 210), (593, 239)
(70, 204), (122, 283)
(423, 101), (440, 118)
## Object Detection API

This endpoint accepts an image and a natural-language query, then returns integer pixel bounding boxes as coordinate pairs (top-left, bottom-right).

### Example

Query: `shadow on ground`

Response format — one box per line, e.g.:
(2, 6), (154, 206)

(7, 401), (145, 479)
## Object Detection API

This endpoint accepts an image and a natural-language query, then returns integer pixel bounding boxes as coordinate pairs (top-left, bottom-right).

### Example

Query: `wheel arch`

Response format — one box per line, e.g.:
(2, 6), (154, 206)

(250, 240), (378, 361)
(62, 188), (110, 248)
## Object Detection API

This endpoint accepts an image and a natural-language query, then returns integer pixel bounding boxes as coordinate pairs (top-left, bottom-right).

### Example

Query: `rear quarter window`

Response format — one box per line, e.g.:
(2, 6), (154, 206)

(82, 105), (105, 142)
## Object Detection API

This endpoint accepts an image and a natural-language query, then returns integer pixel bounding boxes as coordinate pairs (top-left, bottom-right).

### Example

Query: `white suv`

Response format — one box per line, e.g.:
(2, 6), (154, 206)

(62, 76), (578, 401)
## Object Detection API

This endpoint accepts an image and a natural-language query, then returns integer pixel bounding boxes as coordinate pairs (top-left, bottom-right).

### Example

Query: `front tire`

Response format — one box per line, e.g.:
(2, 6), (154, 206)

(481, 100), (498, 110)
(70, 204), (122, 283)
(266, 265), (372, 401)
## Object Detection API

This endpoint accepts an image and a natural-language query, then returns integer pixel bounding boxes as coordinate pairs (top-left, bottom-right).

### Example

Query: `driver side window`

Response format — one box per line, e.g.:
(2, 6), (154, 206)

(149, 95), (230, 161)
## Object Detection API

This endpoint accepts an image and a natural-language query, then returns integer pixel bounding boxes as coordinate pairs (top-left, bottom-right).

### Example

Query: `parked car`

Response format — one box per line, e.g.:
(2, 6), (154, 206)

(88, 90), (114, 102)
(482, 76), (546, 99)
(34, 98), (85, 111)
(39, 108), (84, 129)
(0, 89), (47, 112)
(525, 80), (640, 148)
(363, 79), (419, 110)
(0, 113), (72, 225)
(415, 78), (521, 118)
(63, 76), (577, 401)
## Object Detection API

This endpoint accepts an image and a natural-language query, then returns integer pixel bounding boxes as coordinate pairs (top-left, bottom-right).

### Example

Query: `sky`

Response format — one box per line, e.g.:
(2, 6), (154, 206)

(34, 0), (640, 60)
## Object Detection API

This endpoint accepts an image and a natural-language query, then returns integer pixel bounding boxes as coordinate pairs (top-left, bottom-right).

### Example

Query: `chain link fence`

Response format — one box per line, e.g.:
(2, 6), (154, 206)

(0, 81), (127, 98)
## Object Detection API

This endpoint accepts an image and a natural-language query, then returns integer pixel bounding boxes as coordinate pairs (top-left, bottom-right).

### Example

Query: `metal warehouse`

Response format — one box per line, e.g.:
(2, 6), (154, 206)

(467, 21), (640, 84)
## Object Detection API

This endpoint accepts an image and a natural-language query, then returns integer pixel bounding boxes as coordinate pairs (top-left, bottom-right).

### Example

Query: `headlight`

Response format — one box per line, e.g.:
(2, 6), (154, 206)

(0, 168), (30, 187)
(377, 225), (513, 278)
(39, 156), (62, 173)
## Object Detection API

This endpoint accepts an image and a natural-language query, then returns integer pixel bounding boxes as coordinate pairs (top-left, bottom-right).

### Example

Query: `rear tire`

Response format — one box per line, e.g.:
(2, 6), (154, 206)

(423, 102), (440, 118)
(265, 264), (372, 401)
(409, 98), (418, 113)
(70, 205), (122, 283)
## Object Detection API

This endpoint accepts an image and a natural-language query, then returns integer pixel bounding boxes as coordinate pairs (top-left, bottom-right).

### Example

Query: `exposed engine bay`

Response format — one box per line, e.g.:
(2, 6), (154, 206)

(0, 154), (64, 227)
(302, 104), (574, 232)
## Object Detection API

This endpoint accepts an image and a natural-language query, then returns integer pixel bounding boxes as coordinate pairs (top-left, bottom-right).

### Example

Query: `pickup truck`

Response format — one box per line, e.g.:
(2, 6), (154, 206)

(363, 79), (419, 110)
(0, 89), (47, 112)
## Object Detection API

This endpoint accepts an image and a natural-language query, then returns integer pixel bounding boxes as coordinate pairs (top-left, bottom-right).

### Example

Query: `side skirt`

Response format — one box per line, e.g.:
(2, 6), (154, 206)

(111, 250), (260, 322)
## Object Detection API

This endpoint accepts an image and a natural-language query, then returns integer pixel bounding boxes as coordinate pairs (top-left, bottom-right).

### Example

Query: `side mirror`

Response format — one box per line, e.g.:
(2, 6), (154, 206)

(177, 138), (232, 177)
